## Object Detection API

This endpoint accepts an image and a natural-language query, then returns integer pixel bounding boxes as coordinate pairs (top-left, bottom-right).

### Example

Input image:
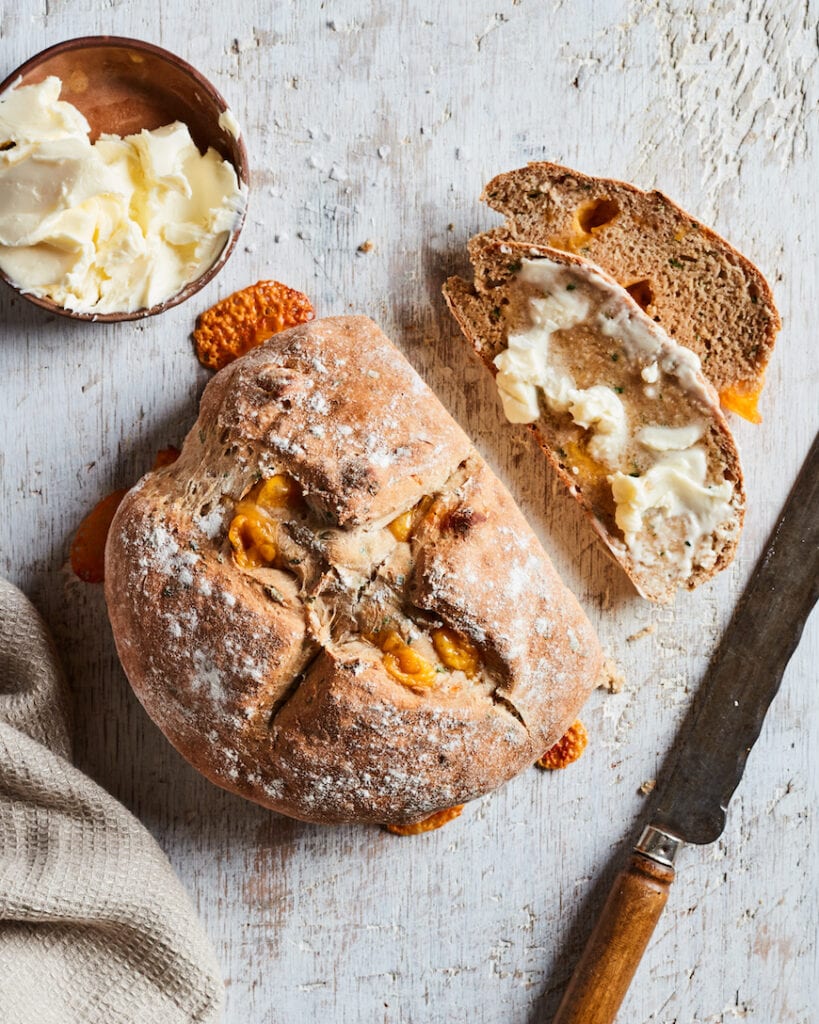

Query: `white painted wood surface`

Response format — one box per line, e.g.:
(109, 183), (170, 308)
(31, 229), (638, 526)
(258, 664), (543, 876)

(2, 2), (817, 1021)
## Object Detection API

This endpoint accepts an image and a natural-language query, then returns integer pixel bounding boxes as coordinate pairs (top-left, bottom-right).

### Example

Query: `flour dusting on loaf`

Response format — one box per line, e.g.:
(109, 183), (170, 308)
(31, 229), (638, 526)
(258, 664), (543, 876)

(106, 316), (602, 825)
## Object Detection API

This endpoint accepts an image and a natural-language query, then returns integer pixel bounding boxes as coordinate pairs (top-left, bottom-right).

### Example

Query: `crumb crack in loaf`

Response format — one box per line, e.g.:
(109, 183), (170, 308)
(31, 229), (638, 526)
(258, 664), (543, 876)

(480, 162), (780, 411)
(443, 240), (745, 603)
(105, 316), (602, 825)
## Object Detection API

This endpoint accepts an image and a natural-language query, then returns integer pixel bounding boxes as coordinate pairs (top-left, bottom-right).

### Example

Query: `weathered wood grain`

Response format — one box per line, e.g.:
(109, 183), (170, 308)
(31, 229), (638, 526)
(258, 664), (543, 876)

(1, 2), (817, 1022)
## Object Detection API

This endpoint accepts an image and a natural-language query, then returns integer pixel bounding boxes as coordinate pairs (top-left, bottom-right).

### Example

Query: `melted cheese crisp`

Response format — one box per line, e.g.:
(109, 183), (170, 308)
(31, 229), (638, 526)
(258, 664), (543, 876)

(492, 255), (737, 578)
(0, 77), (245, 314)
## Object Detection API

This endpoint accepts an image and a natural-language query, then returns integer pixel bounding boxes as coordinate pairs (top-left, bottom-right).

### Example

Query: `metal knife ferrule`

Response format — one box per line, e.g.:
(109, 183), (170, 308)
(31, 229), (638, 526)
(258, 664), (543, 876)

(635, 825), (684, 868)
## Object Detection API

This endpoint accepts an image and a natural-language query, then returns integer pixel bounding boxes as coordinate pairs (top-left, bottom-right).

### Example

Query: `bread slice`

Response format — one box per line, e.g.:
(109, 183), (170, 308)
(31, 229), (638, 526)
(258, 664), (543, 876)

(479, 162), (780, 422)
(443, 237), (745, 603)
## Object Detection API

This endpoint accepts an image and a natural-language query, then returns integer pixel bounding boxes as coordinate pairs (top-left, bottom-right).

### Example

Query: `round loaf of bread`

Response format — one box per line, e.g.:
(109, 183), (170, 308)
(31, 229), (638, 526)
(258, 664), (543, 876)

(105, 316), (602, 824)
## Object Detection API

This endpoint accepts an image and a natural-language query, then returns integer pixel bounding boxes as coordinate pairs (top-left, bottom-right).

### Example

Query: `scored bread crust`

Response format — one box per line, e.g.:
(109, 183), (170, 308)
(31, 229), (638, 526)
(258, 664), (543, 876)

(480, 162), (780, 398)
(443, 238), (746, 604)
(105, 316), (602, 825)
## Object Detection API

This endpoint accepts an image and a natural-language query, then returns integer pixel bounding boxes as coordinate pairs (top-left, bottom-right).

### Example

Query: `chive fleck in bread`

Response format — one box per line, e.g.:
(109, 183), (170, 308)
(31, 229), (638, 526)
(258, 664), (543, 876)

(444, 238), (745, 603)
(105, 316), (602, 825)
(479, 162), (780, 421)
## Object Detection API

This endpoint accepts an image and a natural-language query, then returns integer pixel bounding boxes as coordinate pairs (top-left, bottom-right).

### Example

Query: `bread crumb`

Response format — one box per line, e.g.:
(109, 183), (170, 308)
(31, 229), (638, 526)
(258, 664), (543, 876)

(627, 623), (657, 643)
(639, 779), (656, 795)
(358, 239), (375, 253)
(597, 656), (625, 693)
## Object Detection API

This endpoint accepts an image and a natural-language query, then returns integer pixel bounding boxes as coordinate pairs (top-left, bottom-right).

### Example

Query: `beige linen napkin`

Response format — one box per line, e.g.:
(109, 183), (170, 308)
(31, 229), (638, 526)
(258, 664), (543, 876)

(0, 578), (224, 1024)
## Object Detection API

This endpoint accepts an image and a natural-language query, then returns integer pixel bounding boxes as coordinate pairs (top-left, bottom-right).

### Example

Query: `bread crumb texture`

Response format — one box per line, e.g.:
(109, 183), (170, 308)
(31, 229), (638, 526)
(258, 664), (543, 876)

(104, 316), (603, 824)
(193, 280), (315, 371)
(537, 719), (588, 770)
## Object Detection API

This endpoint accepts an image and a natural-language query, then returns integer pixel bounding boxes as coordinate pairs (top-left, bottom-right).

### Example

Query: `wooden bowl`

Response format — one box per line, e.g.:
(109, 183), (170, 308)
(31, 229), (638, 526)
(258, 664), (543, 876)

(0, 36), (249, 322)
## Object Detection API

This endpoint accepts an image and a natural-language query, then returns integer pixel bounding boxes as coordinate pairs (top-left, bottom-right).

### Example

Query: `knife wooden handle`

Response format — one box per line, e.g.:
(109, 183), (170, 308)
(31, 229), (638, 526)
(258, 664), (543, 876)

(551, 851), (675, 1024)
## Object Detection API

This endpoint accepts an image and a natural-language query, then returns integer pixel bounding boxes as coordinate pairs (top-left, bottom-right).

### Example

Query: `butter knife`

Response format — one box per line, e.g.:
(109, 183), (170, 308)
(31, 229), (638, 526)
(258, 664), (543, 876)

(551, 432), (819, 1024)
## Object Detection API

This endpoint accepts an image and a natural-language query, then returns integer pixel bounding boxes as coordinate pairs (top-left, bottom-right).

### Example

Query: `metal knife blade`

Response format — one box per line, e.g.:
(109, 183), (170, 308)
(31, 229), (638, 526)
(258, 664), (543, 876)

(652, 432), (819, 845)
(549, 437), (819, 1024)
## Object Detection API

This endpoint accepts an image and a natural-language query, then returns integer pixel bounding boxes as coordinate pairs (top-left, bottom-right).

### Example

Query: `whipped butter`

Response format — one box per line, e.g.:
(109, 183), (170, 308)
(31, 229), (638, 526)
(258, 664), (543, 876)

(0, 77), (245, 314)
(492, 254), (737, 577)
(493, 267), (628, 466)
(610, 447), (734, 577)
(218, 108), (241, 141)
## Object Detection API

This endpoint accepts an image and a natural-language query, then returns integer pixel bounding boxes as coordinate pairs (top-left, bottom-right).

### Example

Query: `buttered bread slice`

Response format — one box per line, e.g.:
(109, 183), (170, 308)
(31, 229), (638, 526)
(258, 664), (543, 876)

(444, 237), (745, 603)
(479, 162), (780, 423)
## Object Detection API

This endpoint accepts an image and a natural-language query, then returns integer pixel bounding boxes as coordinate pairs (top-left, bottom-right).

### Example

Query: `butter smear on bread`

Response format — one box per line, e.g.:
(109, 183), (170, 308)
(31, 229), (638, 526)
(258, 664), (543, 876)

(492, 256), (736, 579)
(0, 77), (245, 313)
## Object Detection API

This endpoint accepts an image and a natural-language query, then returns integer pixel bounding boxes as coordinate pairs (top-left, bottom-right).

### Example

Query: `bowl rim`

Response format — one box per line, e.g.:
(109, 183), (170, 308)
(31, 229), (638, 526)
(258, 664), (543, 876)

(0, 35), (250, 323)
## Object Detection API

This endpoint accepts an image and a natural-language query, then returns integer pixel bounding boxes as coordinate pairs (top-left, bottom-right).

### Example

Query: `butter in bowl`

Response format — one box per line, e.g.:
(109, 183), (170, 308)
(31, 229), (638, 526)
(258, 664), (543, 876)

(0, 36), (249, 321)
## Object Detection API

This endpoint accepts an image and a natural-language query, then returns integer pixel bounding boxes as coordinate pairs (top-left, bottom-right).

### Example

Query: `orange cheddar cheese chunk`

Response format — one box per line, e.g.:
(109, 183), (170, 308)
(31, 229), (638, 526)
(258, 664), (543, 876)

(388, 507), (415, 542)
(719, 382), (763, 424)
(432, 626), (480, 677)
(373, 629), (438, 690)
(228, 510), (278, 568)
